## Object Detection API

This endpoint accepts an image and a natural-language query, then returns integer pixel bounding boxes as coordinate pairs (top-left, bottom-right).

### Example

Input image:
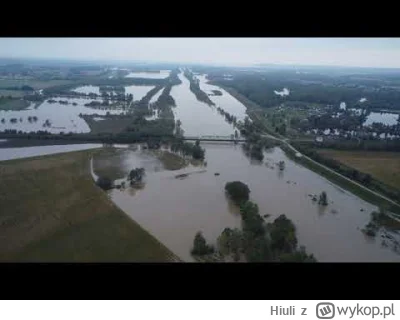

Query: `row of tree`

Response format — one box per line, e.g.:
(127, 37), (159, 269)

(216, 107), (237, 126)
(310, 138), (400, 152)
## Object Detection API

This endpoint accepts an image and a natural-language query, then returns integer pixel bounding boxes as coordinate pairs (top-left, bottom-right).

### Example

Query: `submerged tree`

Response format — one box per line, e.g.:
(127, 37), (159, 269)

(268, 214), (298, 254)
(318, 191), (328, 206)
(128, 168), (145, 184)
(191, 231), (215, 256)
(218, 227), (243, 261)
(225, 181), (250, 205)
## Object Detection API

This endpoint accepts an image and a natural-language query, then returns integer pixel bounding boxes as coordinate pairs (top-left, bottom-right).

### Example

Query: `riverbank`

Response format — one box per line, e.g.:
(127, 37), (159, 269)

(0, 149), (179, 261)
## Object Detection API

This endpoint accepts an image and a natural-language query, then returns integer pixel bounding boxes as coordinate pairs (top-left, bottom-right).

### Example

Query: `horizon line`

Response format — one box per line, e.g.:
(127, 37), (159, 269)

(2, 56), (400, 70)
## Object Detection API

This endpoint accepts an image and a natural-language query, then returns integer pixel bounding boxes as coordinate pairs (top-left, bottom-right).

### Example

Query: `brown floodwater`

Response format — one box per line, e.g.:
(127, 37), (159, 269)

(92, 143), (400, 262)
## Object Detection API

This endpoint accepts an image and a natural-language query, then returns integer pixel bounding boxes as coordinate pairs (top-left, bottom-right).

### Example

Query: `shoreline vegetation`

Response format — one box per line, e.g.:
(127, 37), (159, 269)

(0, 149), (180, 262)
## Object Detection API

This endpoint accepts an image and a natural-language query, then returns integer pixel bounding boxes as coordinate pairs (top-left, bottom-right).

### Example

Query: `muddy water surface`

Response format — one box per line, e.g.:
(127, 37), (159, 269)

(93, 144), (400, 262)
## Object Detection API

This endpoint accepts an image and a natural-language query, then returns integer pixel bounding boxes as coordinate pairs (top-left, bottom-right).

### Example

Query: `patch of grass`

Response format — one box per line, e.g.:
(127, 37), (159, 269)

(318, 149), (400, 190)
(0, 149), (179, 262)
(153, 150), (187, 170)
(0, 98), (29, 110)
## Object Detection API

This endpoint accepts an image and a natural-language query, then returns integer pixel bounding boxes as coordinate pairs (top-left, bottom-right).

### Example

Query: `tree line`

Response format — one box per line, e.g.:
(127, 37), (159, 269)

(210, 71), (400, 111)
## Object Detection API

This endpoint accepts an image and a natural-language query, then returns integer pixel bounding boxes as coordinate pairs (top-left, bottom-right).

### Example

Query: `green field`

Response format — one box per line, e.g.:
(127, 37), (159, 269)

(318, 149), (400, 190)
(0, 98), (30, 110)
(0, 150), (179, 262)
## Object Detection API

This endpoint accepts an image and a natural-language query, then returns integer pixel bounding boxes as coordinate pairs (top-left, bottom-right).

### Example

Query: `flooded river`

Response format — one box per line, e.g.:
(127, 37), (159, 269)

(170, 73), (238, 137)
(196, 75), (247, 123)
(93, 144), (400, 262)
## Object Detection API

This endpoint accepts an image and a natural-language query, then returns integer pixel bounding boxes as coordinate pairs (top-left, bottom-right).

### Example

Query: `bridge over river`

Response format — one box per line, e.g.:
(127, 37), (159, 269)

(182, 135), (246, 142)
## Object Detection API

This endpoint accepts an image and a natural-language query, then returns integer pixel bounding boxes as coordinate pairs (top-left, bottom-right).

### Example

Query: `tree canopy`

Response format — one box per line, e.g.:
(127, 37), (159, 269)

(225, 181), (250, 205)
(128, 168), (145, 183)
(191, 231), (215, 256)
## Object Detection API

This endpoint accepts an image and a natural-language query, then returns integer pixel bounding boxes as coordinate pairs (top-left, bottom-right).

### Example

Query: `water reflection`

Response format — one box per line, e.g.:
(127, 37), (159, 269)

(226, 195), (241, 217)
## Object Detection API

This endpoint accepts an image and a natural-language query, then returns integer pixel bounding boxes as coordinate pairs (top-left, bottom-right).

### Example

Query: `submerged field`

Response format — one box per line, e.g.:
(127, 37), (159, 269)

(318, 149), (400, 190)
(0, 150), (178, 262)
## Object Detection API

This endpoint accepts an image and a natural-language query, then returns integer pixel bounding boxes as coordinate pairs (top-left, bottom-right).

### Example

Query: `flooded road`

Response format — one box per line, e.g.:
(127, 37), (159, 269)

(93, 144), (400, 262)
(0, 143), (101, 161)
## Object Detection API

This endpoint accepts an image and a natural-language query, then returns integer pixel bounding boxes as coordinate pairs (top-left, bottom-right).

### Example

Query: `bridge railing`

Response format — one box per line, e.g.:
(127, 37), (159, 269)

(184, 135), (236, 140)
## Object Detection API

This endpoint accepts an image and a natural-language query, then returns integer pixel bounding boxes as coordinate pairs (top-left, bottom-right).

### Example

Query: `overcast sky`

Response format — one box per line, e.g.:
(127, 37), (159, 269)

(1, 38), (400, 68)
